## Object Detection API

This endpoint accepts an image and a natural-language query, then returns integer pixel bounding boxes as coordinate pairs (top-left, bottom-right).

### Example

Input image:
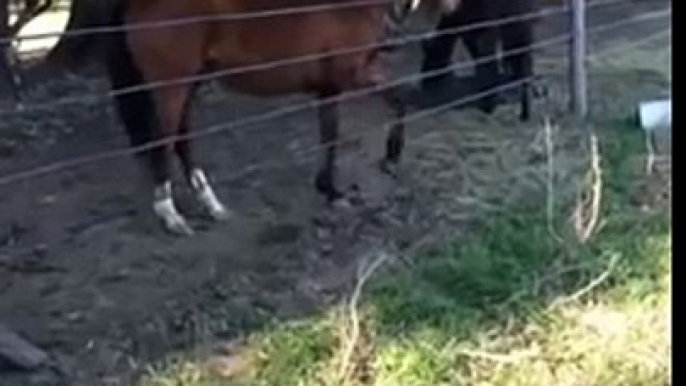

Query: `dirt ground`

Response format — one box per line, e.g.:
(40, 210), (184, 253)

(0, 1), (671, 385)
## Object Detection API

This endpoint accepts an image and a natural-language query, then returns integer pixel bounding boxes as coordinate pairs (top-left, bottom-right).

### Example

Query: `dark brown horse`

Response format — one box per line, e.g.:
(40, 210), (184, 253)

(420, 0), (537, 121)
(106, 0), (460, 236)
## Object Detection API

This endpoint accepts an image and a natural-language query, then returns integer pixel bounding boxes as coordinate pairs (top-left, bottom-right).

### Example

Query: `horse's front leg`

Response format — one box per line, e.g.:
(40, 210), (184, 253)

(314, 94), (345, 203)
(148, 85), (198, 236)
(463, 29), (501, 115)
(501, 22), (535, 122)
(379, 91), (406, 178)
(174, 88), (230, 222)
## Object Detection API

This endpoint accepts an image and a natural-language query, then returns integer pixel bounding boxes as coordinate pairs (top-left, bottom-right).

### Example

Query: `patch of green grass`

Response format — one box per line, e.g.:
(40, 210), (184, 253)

(139, 125), (671, 386)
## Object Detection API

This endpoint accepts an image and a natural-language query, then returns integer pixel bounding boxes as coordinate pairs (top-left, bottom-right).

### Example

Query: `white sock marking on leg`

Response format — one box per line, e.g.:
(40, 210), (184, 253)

(189, 169), (229, 220)
(153, 181), (193, 235)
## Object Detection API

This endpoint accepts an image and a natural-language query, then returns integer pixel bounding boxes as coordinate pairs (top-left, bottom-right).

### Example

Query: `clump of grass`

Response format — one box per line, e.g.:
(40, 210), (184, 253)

(138, 124), (671, 386)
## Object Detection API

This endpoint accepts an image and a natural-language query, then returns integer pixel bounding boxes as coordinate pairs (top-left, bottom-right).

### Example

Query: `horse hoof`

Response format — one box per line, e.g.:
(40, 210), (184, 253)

(379, 158), (400, 179)
(477, 101), (497, 115)
(158, 213), (194, 236)
(164, 218), (195, 237)
(332, 196), (353, 211)
(532, 82), (549, 99)
(154, 198), (195, 236)
(201, 199), (231, 222)
(208, 206), (232, 222)
(315, 172), (345, 203)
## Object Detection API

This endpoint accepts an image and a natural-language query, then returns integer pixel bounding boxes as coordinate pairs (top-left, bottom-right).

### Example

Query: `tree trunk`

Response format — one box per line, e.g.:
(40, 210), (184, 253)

(46, 0), (119, 68)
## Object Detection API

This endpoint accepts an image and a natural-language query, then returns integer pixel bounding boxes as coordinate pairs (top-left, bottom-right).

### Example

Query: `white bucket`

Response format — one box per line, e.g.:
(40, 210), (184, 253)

(638, 99), (672, 132)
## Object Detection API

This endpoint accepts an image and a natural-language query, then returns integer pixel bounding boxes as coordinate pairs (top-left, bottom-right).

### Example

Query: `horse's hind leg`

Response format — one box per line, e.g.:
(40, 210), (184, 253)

(111, 92), (191, 235)
(108, 48), (191, 235)
(501, 22), (534, 121)
(420, 11), (463, 88)
(315, 94), (344, 203)
(145, 84), (205, 235)
(380, 92), (406, 178)
(174, 93), (229, 222)
(463, 29), (501, 115)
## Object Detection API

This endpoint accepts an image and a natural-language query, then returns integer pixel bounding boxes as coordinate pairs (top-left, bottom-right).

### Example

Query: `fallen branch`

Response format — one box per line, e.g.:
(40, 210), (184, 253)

(548, 253), (620, 310)
(543, 116), (563, 243)
(573, 132), (603, 244)
(644, 129), (657, 175)
(337, 251), (391, 383)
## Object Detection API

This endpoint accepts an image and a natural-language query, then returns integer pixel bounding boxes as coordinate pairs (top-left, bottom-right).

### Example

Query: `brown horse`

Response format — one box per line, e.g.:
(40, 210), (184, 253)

(106, 0), (460, 236)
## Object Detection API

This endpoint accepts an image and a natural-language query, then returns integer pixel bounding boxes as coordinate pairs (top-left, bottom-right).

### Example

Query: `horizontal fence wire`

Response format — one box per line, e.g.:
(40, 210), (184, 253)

(0, 0), (661, 118)
(0, 36), (579, 184)
(2, 0), (394, 44)
(234, 24), (673, 186)
(2, 2), (574, 116)
(1, 0), (631, 45)
(0, 15), (671, 256)
(0, 27), (671, 257)
(0, 6), (670, 188)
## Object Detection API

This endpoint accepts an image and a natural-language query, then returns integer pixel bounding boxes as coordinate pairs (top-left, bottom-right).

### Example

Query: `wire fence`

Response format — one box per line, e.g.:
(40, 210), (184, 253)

(0, 3), (672, 376)
(0, 0), (670, 263)
(1, 0), (631, 45)
(0, 3), (578, 115)
(0, 2), (671, 186)
(0, 0), (670, 199)
(0, 21), (670, 256)
(1, 0), (645, 116)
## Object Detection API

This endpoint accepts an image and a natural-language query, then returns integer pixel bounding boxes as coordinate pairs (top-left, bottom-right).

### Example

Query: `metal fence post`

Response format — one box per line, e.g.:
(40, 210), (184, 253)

(569, 0), (588, 119)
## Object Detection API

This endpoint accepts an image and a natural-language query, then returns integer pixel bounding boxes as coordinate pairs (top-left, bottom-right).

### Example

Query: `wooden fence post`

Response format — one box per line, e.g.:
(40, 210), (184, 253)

(569, 0), (588, 119)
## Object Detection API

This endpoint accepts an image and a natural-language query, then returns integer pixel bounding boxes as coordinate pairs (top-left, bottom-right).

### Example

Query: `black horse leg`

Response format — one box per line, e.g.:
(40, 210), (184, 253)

(463, 29), (501, 115)
(420, 11), (463, 89)
(315, 94), (344, 202)
(501, 22), (534, 121)
(380, 91), (406, 177)
(174, 89), (229, 222)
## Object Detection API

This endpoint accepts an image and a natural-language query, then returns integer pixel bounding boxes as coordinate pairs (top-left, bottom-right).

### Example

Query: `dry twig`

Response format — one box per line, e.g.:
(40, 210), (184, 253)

(337, 251), (391, 383)
(573, 132), (603, 244)
(548, 253), (620, 310)
(544, 117), (564, 243)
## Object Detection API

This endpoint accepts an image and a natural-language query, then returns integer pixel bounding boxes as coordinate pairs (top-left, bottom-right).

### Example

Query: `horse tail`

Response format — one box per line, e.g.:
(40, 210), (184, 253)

(47, 0), (125, 68)
(106, 0), (157, 149)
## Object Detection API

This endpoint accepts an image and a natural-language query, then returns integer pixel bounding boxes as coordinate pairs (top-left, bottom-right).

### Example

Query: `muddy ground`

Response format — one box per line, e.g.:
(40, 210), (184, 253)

(0, 1), (670, 385)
